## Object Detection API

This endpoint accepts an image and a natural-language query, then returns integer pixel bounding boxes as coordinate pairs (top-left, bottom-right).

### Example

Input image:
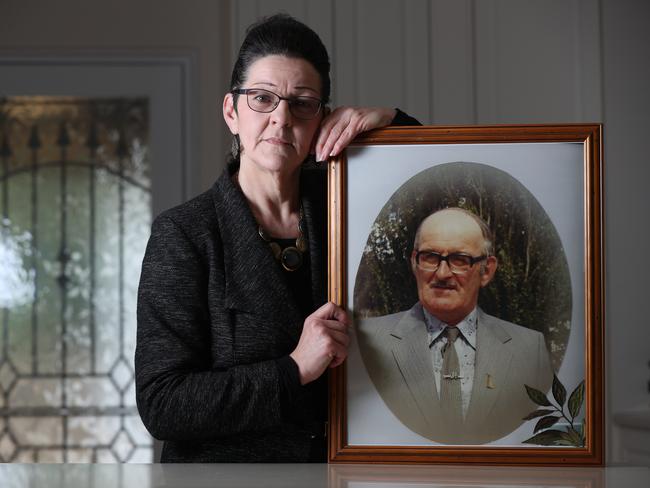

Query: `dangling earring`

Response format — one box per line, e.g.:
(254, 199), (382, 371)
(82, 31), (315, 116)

(231, 135), (241, 159)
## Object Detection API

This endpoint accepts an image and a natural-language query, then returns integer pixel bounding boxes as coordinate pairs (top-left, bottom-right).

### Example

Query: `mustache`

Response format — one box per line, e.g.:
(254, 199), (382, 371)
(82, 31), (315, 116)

(431, 280), (456, 289)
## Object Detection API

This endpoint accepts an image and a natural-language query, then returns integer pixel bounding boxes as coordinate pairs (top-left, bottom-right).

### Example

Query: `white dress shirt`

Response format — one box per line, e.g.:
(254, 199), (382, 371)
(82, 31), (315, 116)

(424, 307), (478, 418)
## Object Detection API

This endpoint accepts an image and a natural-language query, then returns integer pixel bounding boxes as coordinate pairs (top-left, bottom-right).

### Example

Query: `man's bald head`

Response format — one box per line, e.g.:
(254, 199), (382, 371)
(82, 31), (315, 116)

(413, 208), (494, 257)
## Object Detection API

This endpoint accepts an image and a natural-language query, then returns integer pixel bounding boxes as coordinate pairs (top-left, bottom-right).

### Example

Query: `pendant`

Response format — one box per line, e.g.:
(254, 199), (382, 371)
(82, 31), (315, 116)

(280, 246), (303, 271)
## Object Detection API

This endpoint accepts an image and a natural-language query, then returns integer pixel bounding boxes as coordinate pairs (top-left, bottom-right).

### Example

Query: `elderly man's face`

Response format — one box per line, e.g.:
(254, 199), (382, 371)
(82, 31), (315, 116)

(411, 210), (497, 326)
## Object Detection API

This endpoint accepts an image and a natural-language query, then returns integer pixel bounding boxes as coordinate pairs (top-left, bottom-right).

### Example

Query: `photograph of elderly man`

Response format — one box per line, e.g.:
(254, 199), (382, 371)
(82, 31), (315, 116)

(357, 207), (554, 445)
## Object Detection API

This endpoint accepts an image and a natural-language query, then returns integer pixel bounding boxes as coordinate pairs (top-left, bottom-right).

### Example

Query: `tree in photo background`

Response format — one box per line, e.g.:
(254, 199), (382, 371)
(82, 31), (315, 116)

(353, 162), (572, 371)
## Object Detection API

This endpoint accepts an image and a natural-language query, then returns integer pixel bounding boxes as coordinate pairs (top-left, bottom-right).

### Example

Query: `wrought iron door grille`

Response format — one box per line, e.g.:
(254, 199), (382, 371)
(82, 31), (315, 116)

(0, 97), (152, 463)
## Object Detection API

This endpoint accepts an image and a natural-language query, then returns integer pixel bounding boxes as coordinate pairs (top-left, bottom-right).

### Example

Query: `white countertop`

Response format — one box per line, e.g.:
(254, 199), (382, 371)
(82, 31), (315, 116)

(0, 464), (649, 488)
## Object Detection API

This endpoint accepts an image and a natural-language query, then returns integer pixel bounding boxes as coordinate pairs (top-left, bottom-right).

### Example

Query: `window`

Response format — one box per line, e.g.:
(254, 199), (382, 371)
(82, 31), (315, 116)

(0, 97), (152, 462)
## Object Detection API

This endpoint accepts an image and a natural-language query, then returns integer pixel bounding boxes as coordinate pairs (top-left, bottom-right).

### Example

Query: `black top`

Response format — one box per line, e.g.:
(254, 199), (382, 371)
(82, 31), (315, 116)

(271, 237), (326, 461)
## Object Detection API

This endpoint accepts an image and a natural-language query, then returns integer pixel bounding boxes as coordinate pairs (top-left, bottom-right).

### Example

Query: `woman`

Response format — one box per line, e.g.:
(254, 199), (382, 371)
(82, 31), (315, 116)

(135, 14), (419, 462)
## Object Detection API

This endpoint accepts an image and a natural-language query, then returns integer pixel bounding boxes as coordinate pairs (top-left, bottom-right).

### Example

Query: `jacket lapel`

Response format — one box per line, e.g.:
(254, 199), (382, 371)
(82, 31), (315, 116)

(464, 310), (514, 429)
(389, 304), (443, 431)
(211, 168), (304, 341)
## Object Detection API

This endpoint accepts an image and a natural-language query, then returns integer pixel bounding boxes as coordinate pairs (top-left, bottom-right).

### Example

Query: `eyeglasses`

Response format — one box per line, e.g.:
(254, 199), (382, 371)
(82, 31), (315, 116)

(414, 250), (487, 274)
(232, 88), (324, 120)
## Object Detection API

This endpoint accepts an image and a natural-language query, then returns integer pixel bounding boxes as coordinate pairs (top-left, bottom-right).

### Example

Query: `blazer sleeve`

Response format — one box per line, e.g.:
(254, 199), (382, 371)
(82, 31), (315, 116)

(391, 108), (422, 126)
(135, 213), (300, 441)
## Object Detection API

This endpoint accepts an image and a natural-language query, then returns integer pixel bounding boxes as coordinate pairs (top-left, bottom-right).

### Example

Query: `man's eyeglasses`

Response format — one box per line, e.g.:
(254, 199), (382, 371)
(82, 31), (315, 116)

(414, 250), (487, 274)
(232, 88), (324, 120)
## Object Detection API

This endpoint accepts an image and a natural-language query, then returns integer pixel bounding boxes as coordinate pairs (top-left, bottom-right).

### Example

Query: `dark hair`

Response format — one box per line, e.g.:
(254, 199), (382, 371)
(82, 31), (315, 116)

(231, 14), (331, 102)
(229, 14), (331, 160)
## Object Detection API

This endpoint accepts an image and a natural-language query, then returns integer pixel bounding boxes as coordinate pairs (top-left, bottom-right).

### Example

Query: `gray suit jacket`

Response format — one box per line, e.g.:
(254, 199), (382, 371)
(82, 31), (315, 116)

(357, 303), (553, 444)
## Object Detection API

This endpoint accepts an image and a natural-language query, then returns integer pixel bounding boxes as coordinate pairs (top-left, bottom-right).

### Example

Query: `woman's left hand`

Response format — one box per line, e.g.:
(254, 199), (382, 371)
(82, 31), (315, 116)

(314, 107), (396, 162)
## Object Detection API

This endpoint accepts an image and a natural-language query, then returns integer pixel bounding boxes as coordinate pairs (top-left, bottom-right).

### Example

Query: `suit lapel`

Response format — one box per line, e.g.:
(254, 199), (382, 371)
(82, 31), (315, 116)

(389, 305), (442, 430)
(465, 310), (514, 429)
(212, 168), (304, 341)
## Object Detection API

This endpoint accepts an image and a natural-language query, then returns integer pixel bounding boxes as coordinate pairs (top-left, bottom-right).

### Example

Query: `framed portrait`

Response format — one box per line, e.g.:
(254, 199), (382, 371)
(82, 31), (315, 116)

(327, 125), (603, 465)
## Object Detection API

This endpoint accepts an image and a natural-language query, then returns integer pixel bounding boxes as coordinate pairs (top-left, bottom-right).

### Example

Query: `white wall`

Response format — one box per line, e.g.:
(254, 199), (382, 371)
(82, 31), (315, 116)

(1, 0), (231, 199)
(231, 0), (602, 124)
(601, 0), (650, 462)
(2, 0), (649, 463)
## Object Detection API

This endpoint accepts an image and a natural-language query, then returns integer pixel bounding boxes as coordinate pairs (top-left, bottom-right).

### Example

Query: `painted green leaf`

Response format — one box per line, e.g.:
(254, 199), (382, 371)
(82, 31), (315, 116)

(568, 380), (585, 419)
(525, 384), (552, 407)
(523, 409), (555, 421)
(556, 430), (579, 446)
(534, 415), (561, 433)
(552, 374), (567, 407)
(553, 438), (576, 446)
(567, 427), (585, 447)
(522, 429), (567, 446)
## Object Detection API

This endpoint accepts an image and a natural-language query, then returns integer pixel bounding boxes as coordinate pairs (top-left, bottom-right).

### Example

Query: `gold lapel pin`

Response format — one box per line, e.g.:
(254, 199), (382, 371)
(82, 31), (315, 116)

(486, 374), (496, 389)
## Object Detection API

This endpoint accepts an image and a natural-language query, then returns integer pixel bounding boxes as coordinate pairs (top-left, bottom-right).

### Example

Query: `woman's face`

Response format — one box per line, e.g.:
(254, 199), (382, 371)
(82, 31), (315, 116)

(223, 55), (323, 177)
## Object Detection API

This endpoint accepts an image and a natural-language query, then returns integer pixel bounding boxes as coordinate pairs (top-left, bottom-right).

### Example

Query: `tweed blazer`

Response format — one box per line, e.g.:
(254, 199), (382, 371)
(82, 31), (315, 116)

(357, 303), (553, 445)
(135, 163), (328, 462)
(135, 109), (420, 462)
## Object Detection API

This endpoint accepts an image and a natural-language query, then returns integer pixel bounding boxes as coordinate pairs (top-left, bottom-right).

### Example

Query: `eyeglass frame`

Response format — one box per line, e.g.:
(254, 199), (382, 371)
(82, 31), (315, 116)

(231, 88), (325, 120)
(413, 250), (488, 274)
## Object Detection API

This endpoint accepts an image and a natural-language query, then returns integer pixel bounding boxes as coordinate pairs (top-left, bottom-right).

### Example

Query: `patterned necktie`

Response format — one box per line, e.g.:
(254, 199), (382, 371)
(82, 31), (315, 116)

(440, 326), (463, 425)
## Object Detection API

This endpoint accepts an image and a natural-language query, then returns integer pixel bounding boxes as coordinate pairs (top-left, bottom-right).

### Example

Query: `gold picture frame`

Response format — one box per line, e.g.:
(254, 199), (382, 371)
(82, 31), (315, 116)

(327, 124), (603, 465)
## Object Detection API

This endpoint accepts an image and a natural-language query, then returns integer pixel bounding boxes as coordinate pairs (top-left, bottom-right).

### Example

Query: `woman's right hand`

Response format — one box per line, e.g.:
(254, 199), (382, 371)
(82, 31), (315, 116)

(314, 106), (397, 162)
(290, 302), (350, 385)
